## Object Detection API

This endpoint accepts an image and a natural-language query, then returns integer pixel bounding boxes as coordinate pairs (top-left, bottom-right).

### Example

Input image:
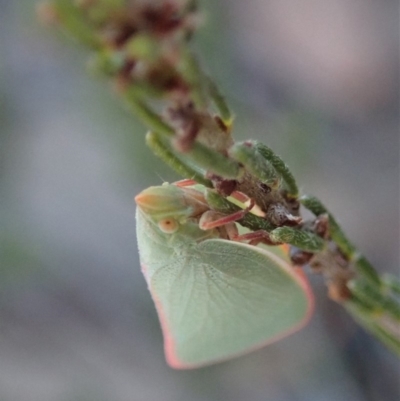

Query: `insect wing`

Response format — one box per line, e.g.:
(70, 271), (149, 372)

(144, 237), (314, 369)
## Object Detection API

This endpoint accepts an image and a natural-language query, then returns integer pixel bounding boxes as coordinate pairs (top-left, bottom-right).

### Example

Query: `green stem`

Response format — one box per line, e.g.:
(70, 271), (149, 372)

(383, 274), (400, 296)
(123, 90), (175, 138)
(349, 279), (400, 321)
(43, 0), (400, 359)
(230, 142), (280, 189)
(179, 49), (208, 109)
(206, 76), (232, 122)
(254, 142), (299, 198)
(270, 227), (325, 252)
(50, 0), (100, 48)
(346, 300), (400, 356)
(300, 195), (381, 286)
(187, 142), (242, 179)
(146, 132), (212, 186)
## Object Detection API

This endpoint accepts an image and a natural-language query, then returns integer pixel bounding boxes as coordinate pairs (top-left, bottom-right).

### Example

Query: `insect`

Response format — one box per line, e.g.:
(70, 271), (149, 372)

(135, 182), (314, 369)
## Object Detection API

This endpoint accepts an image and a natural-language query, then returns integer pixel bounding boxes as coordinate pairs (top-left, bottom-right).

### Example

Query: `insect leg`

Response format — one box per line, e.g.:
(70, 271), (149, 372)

(199, 199), (255, 230)
(173, 179), (199, 187)
(233, 230), (277, 246)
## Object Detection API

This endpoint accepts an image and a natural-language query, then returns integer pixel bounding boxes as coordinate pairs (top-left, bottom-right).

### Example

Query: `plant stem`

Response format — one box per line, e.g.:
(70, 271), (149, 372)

(39, 0), (400, 357)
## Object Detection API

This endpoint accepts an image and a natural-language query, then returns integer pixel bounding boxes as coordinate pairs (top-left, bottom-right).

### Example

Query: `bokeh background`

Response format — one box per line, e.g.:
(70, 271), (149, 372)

(1, 0), (399, 400)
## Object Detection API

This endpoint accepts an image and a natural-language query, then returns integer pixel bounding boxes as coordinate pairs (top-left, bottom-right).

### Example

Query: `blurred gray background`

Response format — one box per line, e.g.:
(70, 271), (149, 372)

(1, 0), (399, 400)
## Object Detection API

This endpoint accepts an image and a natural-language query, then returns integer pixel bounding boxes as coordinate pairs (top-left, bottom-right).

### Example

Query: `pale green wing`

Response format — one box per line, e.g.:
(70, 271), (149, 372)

(148, 238), (314, 369)
(135, 207), (178, 282)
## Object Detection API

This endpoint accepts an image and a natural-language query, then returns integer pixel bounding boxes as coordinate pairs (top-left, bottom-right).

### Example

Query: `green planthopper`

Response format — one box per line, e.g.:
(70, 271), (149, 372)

(135, 182), (314, 369)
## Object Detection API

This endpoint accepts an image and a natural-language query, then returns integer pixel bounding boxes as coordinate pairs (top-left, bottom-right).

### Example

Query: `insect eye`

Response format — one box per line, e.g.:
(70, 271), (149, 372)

(158, 218), (179, 234)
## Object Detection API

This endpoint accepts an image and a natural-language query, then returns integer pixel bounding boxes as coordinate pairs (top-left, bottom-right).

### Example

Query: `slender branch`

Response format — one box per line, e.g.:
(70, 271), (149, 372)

(146, 131), (211, 186)
(38, 0), (400, 357)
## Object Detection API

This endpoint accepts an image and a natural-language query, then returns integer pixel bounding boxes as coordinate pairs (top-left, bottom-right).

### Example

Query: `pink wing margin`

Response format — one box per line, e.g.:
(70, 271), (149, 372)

(141, 257), (315, 369)
(141, 263), (185, 368)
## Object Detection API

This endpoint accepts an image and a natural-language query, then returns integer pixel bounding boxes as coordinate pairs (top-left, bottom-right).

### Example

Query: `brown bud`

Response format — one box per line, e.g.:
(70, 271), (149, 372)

(207, 174), (238, 197)
(267, 203), (302, 227)
(289, 247), (314, 266)
(328, 278), (352, 302)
